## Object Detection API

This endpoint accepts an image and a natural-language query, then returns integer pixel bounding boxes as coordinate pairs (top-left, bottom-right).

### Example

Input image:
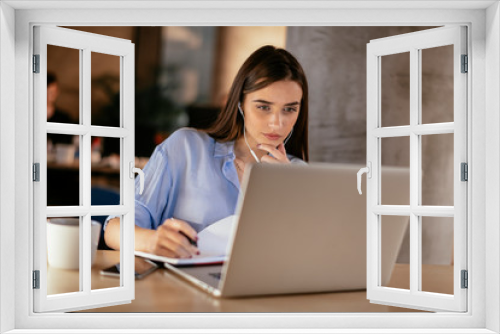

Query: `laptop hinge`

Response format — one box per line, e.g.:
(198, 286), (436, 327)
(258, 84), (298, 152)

(33, 270), (40, 289)
(461, 270), (468, 289)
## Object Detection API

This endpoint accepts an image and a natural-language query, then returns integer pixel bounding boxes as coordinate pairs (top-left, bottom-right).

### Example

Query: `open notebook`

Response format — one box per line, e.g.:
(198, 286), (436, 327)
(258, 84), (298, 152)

(135, 215), (236, 266)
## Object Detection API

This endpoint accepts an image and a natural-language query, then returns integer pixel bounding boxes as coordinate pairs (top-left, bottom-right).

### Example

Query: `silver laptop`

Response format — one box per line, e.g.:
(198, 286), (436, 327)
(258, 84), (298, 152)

(164, 163), (409, 298)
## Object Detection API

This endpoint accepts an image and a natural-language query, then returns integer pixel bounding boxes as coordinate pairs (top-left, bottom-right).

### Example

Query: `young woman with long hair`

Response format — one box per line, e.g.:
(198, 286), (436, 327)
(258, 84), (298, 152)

(105, 45), (309, 258)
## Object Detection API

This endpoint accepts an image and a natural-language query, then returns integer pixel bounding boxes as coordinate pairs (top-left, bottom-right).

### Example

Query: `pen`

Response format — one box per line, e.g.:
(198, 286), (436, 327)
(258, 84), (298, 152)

(179, 230), (198, 247)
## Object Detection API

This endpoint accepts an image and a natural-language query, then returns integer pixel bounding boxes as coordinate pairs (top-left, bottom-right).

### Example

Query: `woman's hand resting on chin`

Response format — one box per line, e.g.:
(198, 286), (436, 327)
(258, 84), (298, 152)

(257, 143), (291, 164)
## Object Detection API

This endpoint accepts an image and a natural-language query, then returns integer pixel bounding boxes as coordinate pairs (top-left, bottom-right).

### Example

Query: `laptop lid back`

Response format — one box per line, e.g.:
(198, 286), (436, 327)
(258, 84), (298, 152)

(220, 163), (409, 297)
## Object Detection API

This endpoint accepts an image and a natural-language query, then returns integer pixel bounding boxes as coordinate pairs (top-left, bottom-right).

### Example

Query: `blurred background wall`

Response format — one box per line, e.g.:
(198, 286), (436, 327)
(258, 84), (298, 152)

(49, 26), (454, 266)
(286, 27), (454, 266)
(211, 27), (287, 105)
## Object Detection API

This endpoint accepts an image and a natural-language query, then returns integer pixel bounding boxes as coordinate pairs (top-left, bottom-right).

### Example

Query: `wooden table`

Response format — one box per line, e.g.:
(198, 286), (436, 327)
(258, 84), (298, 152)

(47, 251), (453, 313)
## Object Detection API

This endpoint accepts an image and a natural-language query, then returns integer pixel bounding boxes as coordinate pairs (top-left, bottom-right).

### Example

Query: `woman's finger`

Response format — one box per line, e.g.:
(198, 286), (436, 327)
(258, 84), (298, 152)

(258, 143), (290, 163)
(152, 244), (178, 258)
(157, 228), (194, 258)
(166, 226), (199, 254)
(257, 143), (283, 159)
(165, 217), (198, 244)
(157, 223), (198, 258)
(147, 229), (180, 258)
(277, 142), (287, 155)
(260, 155), (281, 164)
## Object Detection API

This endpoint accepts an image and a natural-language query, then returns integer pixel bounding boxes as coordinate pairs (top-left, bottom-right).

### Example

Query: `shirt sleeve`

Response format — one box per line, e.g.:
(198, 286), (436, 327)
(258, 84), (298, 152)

(103, 147), (171, 232)
(134, 146), (172, 229)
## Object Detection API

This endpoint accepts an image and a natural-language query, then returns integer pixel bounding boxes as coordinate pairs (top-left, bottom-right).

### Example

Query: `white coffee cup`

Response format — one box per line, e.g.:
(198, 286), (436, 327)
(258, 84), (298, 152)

(47, 218), (101, 270)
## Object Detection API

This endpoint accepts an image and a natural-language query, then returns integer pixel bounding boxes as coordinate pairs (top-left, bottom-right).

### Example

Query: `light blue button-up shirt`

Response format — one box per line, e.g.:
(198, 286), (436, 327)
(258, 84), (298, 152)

(130, 128), (305, 232)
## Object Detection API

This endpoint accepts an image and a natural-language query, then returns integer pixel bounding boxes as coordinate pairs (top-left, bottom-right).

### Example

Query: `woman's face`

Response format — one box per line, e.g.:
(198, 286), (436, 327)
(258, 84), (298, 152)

(241, 80), (302, 147)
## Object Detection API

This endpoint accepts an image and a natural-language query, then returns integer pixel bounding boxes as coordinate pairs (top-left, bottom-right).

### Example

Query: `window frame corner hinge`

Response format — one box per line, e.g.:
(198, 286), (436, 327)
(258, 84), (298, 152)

(461, 54), (468, 74)
(33, 270), (40, 289)
(461, 269), (468, 289)
(33, 54), (40, 73)
(33, 163), (40, 182)
(461, 162), (468, 182)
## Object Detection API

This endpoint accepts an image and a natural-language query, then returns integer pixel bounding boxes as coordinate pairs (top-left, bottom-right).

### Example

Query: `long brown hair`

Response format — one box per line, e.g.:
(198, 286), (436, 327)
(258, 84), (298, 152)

(204, 45), (309, 162)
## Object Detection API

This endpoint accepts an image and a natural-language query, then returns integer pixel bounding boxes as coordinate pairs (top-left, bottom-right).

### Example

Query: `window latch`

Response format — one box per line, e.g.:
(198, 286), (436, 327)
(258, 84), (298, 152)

(130, 162), (145, 195)
(357, 162), (372, 195)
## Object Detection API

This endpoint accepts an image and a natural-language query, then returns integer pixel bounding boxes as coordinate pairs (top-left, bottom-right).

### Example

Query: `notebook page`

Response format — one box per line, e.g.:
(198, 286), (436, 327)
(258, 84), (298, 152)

(135, 215), (237, 265)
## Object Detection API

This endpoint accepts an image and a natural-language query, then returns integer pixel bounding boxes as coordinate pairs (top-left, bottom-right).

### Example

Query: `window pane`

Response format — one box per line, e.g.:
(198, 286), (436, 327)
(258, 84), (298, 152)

(47, 217), (81, 295)
(381, 52), (410, 127)
(421, 216), (454, 294)
(91, 52), (121, 127)
(381, 136), (410, 205)
(47, 45), (80, 124)
(47, 134), (80, 206)
(380, 215), (410, 290)
(421, 45), (454, 124)
(91, 216), (121, 290)
(421, 134), (454, 206)
(91, 137), (121, 204)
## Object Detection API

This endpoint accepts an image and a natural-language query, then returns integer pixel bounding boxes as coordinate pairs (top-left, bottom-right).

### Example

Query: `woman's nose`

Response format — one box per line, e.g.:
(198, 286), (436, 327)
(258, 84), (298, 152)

(268, 111), (284, 130)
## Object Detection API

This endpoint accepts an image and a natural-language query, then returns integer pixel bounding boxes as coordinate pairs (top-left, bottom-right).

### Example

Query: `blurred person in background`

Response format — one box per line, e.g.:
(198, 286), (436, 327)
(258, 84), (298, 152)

(47, 72), (76, 146)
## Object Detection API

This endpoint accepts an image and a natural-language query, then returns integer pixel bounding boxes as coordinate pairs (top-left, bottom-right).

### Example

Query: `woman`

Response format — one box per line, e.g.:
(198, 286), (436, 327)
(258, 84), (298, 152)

(104, 45), (309, 258)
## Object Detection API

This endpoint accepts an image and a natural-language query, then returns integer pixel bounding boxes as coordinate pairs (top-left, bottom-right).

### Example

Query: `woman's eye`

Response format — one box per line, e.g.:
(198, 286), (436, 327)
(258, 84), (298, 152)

(257, 105), (271, 111)
(283, 107), (297, 113)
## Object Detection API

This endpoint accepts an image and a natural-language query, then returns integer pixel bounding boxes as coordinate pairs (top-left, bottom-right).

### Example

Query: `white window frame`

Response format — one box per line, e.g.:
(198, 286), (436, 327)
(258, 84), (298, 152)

(366, 26), (468, 312)
(1, 1), (498, 333)
(33, 25), (136, 313)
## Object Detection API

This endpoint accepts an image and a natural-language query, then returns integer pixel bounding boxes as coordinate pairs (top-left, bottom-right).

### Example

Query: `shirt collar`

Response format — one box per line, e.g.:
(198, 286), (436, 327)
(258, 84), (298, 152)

(214, 139), (235, 158)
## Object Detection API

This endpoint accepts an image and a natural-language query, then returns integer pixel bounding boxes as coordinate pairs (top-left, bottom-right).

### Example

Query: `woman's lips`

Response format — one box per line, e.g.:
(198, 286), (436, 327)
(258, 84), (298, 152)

(263, 133), (281, 141)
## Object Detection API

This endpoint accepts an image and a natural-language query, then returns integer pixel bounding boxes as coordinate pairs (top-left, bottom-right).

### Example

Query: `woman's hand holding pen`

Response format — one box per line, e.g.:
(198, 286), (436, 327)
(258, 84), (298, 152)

(146, 217), (199, 258)
(257, 143), (290, 164)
